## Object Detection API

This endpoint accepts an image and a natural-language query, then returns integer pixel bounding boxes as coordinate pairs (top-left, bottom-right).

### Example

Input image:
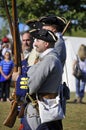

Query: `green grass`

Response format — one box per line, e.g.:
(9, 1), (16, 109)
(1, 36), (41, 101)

(0, 92), (86, 130)
(63, 93), (86, 130)
(0, 101), (20, 130)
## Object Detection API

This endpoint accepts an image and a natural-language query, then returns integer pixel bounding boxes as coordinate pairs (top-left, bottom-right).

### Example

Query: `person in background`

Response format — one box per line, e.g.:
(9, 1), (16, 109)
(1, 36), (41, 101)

(0, 51), (14, 101)
(11, 30), (34, 130)
(39, 15), (67, 68)
(1, 43), (12, 58)
(1, 36), (12, 58)
(73, 44), (86, 103)
(11, 30), (34, 101)
(21, 31), (33, 59)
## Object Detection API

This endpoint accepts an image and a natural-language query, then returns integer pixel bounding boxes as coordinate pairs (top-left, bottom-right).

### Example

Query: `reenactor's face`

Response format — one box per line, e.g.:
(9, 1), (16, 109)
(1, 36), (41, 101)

(34, 39), (47, 53)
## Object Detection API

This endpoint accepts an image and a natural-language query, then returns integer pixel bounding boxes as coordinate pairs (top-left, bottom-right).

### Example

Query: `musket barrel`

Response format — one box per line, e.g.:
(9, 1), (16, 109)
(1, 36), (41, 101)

(12, 0), (21, 72)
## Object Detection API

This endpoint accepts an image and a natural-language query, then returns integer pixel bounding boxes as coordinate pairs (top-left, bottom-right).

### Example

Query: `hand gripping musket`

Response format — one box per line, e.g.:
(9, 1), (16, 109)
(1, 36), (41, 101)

(3, 0), (22, 128)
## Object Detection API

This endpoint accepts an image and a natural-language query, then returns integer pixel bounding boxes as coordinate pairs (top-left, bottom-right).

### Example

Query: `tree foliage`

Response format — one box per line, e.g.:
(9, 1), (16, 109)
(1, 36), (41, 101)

(0, 0), (86, 36)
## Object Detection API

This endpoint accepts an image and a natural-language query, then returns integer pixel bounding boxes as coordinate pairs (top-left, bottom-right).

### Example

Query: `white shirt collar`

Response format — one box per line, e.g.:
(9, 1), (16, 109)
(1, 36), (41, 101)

(39, 48), (54, 59)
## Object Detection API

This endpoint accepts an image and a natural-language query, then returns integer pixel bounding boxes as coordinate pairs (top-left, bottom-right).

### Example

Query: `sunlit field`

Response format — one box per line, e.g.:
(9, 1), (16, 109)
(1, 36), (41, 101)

(0, 92), (86, 130)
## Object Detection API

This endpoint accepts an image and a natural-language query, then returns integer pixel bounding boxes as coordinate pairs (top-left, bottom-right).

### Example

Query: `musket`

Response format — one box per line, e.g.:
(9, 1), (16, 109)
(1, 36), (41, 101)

(12, 0), (22, 101)
(3, 0), (22, 127)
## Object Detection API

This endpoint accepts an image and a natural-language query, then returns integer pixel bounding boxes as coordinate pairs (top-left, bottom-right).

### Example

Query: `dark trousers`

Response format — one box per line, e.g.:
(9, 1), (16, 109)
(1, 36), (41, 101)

(1, 80), (11, 99)
(36, 120), (63, 130)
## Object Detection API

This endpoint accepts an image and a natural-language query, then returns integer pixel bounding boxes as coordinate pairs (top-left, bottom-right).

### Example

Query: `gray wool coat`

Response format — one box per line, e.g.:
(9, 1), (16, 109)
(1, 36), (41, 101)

(27, 49), (62, 95)
(25, 49), (62, 130)
(54, 34), (66, 68)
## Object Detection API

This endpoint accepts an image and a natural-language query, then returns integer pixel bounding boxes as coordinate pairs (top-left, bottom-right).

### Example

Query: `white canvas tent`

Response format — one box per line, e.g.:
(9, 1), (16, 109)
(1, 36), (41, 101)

(63, 36), (86, 92)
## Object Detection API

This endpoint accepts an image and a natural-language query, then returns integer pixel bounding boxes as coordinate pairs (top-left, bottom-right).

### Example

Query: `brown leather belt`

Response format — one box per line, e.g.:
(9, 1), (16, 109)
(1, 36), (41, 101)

(38, 93), (58, 100)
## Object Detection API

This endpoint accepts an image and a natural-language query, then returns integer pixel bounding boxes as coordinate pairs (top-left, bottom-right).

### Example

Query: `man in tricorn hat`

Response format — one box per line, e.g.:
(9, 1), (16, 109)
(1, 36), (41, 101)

(39, 15), (67, 68)
(20, 29), (63, 130)
(26, 19), (42, 31)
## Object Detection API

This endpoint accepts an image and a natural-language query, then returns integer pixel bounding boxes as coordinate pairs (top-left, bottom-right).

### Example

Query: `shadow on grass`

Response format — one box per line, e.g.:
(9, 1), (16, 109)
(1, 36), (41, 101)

(67, 101), (86, 104)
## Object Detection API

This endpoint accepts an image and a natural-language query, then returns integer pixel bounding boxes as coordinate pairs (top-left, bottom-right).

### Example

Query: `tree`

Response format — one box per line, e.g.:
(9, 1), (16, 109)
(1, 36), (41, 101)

(0, 0), (86, 34)
(0, 19), (9, 40)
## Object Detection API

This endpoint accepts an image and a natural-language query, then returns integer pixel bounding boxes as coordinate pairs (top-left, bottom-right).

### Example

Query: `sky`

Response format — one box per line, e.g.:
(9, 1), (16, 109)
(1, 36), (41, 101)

(0, 17), (29, 34)
(0, 17), (5, 29)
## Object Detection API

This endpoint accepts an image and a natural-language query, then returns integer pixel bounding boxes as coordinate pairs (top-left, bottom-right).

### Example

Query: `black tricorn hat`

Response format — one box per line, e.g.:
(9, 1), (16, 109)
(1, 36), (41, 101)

(26, 19), (42, 30)
(30, 29), (58, 43)
(39, 15), (67, 32)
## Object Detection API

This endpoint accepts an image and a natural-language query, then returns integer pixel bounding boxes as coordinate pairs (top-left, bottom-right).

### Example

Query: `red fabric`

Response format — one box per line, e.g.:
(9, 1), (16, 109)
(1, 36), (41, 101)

(18, 124), (24, 130)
